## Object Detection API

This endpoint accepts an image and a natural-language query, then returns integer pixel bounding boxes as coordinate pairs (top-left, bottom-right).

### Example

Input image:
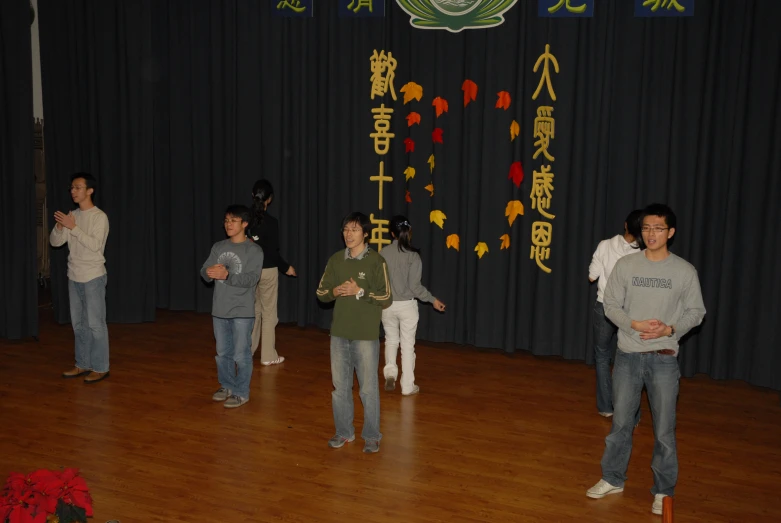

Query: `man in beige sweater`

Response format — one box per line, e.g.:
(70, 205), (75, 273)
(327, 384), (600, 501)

(50, 173), (111, 383)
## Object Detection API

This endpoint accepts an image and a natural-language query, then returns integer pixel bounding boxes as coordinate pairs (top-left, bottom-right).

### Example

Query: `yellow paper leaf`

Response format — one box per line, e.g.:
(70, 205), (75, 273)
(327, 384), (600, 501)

(446, 234), (460, 251)
(400, 81), (423, 104)
(428, 154), (435, 173)
(430, 210), (447, 229)
(404, 166), (416, 181)
(500, 234), (511, 250)
(510, 120), (520, 141)
(505, 200), (524, 226)
(474, 242), (489, 259)
(424, 183), (434, 197)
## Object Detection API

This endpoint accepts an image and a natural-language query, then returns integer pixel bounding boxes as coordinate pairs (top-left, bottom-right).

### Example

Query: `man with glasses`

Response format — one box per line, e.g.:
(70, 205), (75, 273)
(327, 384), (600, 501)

(586, 203), (706, 516)
(316, 212), (392, 453)
(50, 172), (111, 383)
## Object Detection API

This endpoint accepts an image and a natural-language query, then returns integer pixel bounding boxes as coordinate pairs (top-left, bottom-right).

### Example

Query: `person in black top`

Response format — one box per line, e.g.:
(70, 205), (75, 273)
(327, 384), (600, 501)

(247, 179), (296, 365)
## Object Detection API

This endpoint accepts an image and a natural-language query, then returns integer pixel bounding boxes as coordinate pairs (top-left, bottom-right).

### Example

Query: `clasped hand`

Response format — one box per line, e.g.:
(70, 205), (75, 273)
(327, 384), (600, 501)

(206, 264), (228, 280)
(54, 211), (76, 230)
(334, 278), (361, 297)
(634, 319), (669, 340)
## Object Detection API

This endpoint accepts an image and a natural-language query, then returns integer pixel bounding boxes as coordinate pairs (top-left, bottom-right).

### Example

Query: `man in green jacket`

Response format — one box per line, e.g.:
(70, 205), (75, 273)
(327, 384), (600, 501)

(316, 212), (392, 453)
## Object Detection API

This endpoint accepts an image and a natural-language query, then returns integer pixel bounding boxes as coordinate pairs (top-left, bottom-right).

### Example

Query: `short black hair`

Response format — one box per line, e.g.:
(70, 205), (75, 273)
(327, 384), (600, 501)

(71, 172), (97, 191)
(341, 212), (371, 244)
(642, 203), (677, 247)
(225, 204), (251, 224)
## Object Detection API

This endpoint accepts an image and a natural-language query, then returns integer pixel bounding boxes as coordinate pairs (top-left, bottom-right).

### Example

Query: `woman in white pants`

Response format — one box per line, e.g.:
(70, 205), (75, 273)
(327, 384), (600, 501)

(379, 216), (445, 396)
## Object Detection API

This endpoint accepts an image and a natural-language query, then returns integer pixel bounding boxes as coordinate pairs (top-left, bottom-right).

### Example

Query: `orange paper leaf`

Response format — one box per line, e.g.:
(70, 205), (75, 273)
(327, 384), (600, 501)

(499, 234), (511, 250)
(508, 161), (524, 188)
(404, 137), (415, 153)
(428, 154), (435, 173)
(462, 79), (478, 107)
(505, 200), (524, 226)
(432, 128), (444, 144)
(400, 82), (423, 104)
(474, 242), (489, 259)
(424, 183), (434, 197)
(405, 190), (412, 203)
(404, 166), (416, 181)
(510, 120), (520, 141)
(496, 91), (511, 110)
(430, 210), (447, 228)
(432, 96), (449, 117)
(406, 112), (421, 126)
(446, 234), (460, 251)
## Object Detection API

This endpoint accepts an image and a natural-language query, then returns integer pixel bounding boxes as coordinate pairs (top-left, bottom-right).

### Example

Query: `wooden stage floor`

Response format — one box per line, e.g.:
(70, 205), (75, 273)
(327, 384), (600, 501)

(1, 309), (779, 522)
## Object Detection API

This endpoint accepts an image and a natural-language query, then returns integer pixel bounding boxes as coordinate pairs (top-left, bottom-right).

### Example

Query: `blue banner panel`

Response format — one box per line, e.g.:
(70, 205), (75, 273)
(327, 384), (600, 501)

(272, 0), (314, 18)
(538, 0), (594, 18)
(339, 0), (385, 18)
(634, 0), (694, 17)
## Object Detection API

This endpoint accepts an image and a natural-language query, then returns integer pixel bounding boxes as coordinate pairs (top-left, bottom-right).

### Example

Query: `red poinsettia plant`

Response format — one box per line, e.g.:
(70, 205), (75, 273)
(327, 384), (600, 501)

(0, 468), (93, 523)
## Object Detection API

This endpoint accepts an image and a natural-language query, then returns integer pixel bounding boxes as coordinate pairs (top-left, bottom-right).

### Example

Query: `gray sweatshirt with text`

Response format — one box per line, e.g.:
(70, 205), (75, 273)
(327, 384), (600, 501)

(200, 239), (263, 318)
(603, 251), (705, 355)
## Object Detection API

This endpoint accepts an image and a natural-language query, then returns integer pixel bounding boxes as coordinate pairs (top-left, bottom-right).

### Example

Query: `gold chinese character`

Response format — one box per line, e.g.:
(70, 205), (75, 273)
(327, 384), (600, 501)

(370, 50), (398, 101)
(369, 213), (391, 252)
(548, 0), (587, 14)
(370, 104), (395, 155)
(530, 221), (552, 273)
(642, 0), (685, 13)
(530, 166), (555, 219)
(532, 44), (559, 101)
(276, 0), (306, 13)
(533, 106), (555, 162)
(348, 0), (374, 13)
(370, 161), (393, 210)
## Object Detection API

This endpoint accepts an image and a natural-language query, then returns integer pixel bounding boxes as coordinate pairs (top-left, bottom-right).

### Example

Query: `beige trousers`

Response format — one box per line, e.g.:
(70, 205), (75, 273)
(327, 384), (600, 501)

(251, 268), (279, 362)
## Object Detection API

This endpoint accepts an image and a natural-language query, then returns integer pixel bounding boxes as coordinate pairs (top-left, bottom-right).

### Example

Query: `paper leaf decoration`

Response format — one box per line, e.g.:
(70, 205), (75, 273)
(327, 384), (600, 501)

(496, 91), (511, 110)
(510, 120), (520, 141)
(406, 112), (421, 126)
(462, 79), (478, 107)
(432, 128), (444, 144)
(428, 154), (435, 173)
(405, 190), (412, 203)
(433, 97), (449, 117)
(404, 137), (415, 153)
(446, 234), (460, 251)
(505, 200), (524, 226)
(401, 82), (423, 104)
(404, 166), (416, 181)
(430, 210), (447, 228)
(424, 183), (434, 196)
(508, 161), (524, 188)
(474, 242), (489, 259)
(500, 234), (511, 250)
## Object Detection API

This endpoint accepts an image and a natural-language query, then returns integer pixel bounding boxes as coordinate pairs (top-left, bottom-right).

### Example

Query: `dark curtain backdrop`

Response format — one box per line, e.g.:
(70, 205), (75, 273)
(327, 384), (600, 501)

(38, 0), (781, 390)
(0, 0), (37, 339)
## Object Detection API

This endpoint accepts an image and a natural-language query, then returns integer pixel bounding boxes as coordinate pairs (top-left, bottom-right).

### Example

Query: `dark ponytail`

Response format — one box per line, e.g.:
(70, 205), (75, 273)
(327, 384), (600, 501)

(250, 179), (274, 231)
(389, 215), (419, 253)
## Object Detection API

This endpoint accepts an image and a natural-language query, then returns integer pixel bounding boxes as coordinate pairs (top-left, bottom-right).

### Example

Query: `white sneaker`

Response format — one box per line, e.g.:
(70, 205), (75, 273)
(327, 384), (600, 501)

(586, 479), (624, 499)
(261, 356), (285, 366)
(652, 494), (667, 515)
(402, 385), (420, 396)
(598, 412), (613, 418)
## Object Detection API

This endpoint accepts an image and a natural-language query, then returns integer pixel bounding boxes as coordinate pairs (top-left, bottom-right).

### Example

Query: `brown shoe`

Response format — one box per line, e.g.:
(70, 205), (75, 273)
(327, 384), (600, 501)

(62, 367), (91, 379)
(84, 371), (110, 384)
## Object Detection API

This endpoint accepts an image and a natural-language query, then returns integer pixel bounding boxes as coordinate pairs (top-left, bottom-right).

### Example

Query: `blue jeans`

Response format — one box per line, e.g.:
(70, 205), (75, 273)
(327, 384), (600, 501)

(68, 275), (110, 373)
(330, 336), (382, 442)
(593, 301), (616, 414)
(601, 349), (681, 497)
(213, 317), (254, 399)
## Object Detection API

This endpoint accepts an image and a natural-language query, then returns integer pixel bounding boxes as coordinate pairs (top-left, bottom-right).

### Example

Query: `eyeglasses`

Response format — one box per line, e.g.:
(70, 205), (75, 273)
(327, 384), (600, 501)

(224, 218), (244, 224)
(342, 227), (363, 234)
(69, 186), (87, 191)
(641, 226), (669, 234)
